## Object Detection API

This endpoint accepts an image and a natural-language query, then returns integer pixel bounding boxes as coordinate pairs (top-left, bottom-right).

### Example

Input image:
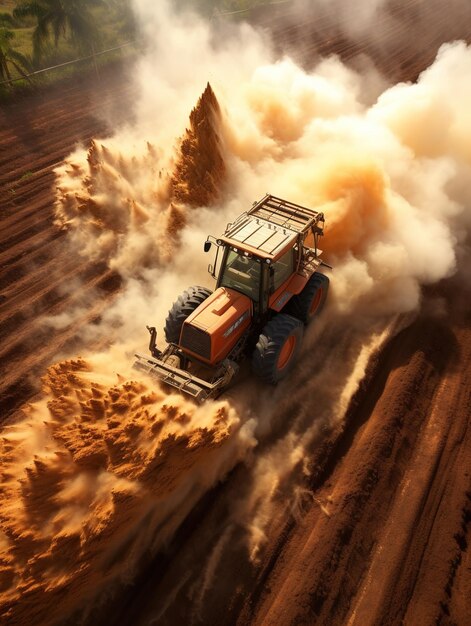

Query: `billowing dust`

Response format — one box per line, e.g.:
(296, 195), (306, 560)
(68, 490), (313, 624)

(54, 82), (225, 275)
(2, 0), (471, 622)
(0, 358), (253, 624)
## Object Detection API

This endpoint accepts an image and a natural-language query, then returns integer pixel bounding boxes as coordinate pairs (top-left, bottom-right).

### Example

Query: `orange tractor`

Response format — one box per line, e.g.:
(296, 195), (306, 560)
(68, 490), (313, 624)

(134, 194), (331, 401)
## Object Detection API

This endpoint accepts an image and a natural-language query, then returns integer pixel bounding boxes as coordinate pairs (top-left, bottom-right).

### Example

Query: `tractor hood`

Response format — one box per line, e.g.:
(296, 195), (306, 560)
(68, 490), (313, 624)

(180, 287), (252, 365)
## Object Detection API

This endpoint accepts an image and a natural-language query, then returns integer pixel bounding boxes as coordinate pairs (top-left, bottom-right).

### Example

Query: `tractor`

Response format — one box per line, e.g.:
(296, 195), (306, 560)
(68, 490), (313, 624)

(133, 194), (331, 402)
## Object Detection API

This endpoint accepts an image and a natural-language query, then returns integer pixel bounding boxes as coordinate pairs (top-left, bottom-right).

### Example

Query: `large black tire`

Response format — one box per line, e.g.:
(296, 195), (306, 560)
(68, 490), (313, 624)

(164, 286), (212, 343)
(285, 272), (329, 324)
(252, 314), (304, 384)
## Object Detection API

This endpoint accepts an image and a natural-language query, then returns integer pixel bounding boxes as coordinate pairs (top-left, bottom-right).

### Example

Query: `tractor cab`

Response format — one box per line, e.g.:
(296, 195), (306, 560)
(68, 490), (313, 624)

(212, 245), (295, 320)
(204, 194), (326, 322)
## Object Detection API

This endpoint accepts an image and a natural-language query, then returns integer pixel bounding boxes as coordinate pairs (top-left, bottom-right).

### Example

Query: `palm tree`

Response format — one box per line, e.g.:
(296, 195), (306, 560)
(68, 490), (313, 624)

(13, 0), (100, 62)
(107, 0), (135, 38)
(0, 14), (32, 85)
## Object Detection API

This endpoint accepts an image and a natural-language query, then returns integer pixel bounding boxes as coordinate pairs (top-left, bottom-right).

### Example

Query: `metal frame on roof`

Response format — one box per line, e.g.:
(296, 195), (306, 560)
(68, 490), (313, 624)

(248, 194), (323, 233)
(221, 194), (324, 259)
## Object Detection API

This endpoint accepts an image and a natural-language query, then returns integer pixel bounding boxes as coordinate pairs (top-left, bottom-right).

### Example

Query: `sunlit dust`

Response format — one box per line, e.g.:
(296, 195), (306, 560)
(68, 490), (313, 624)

(2, 0), (471, 622)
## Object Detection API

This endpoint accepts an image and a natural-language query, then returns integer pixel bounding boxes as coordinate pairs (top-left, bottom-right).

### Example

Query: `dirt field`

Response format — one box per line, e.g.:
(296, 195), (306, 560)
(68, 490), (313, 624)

(1, 2), (471, 625)
(0, 65), (129, 417)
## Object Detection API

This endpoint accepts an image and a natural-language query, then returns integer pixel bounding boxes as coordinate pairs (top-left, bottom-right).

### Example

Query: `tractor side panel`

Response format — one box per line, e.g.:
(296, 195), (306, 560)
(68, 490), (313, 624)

(211, 300), (252, 363)
(268, 272), (309, 312)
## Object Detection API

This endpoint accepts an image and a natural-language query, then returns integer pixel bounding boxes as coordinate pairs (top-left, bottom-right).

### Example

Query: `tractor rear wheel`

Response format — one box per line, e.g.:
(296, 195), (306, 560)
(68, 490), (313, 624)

(252, 314), (304, 384)
(285, 272), (329, 324)
(164, 286), (212, 344)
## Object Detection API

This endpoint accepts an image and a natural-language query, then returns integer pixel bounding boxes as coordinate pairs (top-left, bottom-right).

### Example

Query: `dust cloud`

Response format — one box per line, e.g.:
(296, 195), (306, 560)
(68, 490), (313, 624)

(54, 82), (225, 276)
(2, 0), (471, 621)
(0, 357), (255, 624)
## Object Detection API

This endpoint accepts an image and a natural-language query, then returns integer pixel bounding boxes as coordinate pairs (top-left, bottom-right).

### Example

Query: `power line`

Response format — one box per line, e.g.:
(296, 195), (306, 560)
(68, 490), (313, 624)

(0, 41), (135, 87)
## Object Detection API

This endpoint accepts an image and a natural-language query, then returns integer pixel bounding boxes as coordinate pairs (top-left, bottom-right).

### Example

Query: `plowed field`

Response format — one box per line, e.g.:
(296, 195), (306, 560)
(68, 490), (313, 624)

(1, 3), (470, 625)
(0, 66), (127, 417)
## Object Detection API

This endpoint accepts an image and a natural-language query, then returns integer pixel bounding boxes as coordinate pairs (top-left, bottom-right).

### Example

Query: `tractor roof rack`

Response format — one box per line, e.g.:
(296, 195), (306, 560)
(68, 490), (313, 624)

(248, 194), (324, 233)
(220, 194), (324, 260)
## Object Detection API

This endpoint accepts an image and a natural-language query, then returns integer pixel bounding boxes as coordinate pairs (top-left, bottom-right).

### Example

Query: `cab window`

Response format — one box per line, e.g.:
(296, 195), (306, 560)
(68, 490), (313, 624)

(220, 249), (261, 301)
(270, 248), (294, 293)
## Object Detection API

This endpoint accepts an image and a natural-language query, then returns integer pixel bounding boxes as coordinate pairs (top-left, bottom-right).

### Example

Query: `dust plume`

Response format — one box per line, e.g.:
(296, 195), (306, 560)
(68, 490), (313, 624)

(0, 357), (254, 624)
(2, 0), (471, 621)
(171, 83), (226, 207)
(54, 82), (226, 277)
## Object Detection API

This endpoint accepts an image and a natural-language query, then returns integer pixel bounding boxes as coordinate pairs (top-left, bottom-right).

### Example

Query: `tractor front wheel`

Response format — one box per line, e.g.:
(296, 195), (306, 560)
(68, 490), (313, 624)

(252, 314), (304, 384)
(164, 286), (212, 344)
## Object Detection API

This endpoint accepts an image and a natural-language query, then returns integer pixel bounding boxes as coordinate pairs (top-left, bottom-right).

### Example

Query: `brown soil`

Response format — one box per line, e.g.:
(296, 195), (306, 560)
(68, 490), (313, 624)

(0, 64), (130, 418)
(246, 302), (471, 626)
(1, 3), (471, 626)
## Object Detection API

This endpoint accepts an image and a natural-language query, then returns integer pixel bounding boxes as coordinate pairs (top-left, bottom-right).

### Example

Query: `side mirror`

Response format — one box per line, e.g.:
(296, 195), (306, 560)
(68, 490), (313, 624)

(204, 241), (212, 252)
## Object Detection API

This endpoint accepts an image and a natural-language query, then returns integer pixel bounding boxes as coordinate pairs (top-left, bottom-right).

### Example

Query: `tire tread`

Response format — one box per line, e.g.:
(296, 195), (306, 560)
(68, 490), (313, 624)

(164, 286), (212, 343)
(252, 313), (303, 384)
(285, 272), (329, 323)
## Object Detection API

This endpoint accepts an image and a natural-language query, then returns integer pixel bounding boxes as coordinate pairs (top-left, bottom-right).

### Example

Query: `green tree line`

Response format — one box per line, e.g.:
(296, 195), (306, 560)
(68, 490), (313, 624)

(0, 0), (135, 87)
